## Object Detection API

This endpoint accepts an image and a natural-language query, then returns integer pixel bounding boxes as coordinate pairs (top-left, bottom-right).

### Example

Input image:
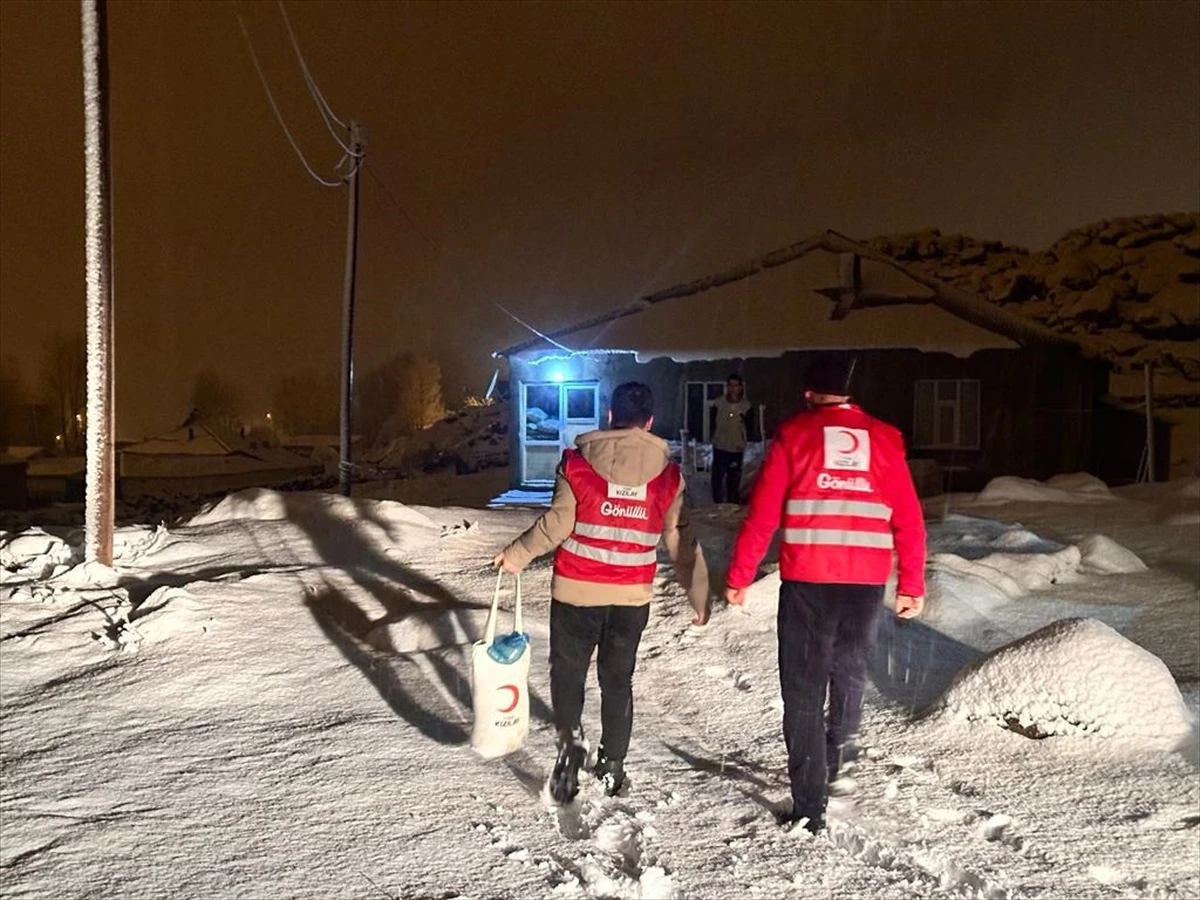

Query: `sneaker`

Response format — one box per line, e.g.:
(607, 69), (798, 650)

(776, 805), (826, 835)
(548, 740), (588, 805)
(592, 753), (625, 797)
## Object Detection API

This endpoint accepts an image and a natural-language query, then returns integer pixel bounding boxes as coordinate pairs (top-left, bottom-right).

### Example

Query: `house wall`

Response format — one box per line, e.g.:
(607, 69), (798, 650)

(0, 460), (29, 510)
(509, 347), (1136, 491)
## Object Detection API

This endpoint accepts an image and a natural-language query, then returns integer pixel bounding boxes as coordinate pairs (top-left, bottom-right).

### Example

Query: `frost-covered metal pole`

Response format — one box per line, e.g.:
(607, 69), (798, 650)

(338, 121), (363, 497)
(81, 0), (115, 564)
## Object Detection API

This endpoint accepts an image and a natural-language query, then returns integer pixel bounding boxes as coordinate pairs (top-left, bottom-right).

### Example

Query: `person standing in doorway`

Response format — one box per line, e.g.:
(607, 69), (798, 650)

(723, 354), (927, 835)
(493, 382), (710, 804)
(708, 374), (753, 504)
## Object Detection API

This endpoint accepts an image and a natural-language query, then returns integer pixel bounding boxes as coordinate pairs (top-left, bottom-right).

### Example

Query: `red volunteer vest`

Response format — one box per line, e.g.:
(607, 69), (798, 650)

(778, 404), (896, 585)
(553, 450), (681, 586)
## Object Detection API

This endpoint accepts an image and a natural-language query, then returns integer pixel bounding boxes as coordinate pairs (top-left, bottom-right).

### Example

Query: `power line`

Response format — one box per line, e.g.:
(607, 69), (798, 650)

(364, 161), (441, 253)
(235, 7), (345, 188)
(276, 0), (359, 157)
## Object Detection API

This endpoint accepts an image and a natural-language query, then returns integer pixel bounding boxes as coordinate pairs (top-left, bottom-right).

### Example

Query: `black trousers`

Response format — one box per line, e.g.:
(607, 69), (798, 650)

(549, 599), (651, 761)
(711, 448), (744, 504)
(777, 580), (884, 819)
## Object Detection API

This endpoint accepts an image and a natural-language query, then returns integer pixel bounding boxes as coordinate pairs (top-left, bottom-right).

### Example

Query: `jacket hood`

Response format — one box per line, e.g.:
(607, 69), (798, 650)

(574, 428), (671, 486)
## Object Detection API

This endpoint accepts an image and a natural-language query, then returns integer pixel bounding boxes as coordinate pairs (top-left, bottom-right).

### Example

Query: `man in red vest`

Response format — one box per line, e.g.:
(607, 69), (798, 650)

(724, 354), (927, 835)
(494, 382), (710, 804)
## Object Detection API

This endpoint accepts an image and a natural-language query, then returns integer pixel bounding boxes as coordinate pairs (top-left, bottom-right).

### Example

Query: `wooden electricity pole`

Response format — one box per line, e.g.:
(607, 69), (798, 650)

(81, 0), (115, 564)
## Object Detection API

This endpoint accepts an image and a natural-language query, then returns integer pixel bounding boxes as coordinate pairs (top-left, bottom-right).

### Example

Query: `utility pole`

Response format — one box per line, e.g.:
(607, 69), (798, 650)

(81, 0), (115, 564)
(339, 122), (364, 497)
(1144, 361), (1157, 483)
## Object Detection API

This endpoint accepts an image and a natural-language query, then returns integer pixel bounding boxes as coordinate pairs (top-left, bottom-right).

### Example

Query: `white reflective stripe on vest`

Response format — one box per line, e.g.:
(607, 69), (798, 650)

(561, 537), (658, 567)
(573, 522), (660, 547)
(785, 499), (892, 520)
(782, 528), (894, 549)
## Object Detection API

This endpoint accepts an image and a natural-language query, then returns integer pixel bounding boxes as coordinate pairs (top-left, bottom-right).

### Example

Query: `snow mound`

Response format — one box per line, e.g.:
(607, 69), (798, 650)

(185, 488), (440, 535)
(1076, 534), (1148, 574)
(927, 514), (1065, 559)
(186, 487), (294, 524)
(975, 473), (1115, 505)
(935, 618), (1194, 746)
(929, 545), (1083, 599)
(0, 528), (77, 581)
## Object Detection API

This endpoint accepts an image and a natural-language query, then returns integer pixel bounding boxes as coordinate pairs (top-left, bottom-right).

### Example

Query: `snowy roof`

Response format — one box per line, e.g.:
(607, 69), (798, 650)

(496, 230), (1078, 360)
(121, 424), (234, 457)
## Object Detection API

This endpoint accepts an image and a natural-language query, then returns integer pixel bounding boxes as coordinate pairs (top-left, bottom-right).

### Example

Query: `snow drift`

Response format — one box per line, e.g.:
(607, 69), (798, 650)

(974, 473), (1116, 505)
(933, 618), (1194, 747)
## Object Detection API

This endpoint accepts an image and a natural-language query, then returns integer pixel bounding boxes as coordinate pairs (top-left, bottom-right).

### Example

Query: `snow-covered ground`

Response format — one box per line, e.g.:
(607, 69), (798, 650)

(1, 474), (1197, 899)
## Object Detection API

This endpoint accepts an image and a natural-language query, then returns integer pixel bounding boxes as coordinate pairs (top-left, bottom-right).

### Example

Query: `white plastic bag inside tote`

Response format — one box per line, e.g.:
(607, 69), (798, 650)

(470, 572), (531, 758)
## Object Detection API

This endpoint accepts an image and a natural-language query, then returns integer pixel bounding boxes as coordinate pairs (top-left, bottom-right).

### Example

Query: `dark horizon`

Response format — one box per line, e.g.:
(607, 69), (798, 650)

(2, 0), (1198, 440)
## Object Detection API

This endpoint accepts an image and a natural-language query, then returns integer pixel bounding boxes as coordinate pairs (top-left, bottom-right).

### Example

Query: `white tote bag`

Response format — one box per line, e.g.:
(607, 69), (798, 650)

(470, 572), (531, 759)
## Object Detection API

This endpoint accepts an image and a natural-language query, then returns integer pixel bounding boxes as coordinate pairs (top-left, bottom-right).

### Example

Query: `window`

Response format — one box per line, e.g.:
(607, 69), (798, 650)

(685, 381), (727, 441)
(521, 381), (600, 484)
(913, 380), (980, 449)
(524, 384), (561, 443)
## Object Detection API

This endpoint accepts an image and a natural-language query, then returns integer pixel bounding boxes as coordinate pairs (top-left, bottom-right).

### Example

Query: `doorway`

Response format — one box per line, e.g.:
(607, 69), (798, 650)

(520, 381), (600, 485)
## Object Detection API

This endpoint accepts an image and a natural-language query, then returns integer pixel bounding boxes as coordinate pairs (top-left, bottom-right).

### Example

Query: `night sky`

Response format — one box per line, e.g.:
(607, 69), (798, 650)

(1, 0), (1197, 440)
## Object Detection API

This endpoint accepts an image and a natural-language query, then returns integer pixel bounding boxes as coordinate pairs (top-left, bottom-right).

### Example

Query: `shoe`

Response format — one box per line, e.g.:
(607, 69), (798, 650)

(776, 804), (826, 835)
(592, 752), (625, 797)
(548, 739), (588, 805)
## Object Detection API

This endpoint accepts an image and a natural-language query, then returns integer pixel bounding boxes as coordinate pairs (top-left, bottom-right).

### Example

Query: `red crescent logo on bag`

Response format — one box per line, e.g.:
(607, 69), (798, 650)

(496, 684), (520, 713)
(837, 429), (860, 454)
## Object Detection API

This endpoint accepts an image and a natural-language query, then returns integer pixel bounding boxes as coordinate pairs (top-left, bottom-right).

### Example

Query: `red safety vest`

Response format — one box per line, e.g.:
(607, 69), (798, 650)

(553, 450), (681, 586)
(727, 403), (926, 595)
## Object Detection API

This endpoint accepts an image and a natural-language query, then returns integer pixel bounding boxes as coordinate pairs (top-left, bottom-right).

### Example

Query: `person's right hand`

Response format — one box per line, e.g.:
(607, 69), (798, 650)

(895, 594), (924, 619)
(691, 601), (712, 627)
(724, 586), (747, 607)
(492, 552), (521, 575)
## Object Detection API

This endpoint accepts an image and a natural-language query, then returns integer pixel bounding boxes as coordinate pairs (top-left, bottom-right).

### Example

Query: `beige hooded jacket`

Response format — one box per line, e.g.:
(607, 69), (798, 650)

(501, 427), (709, 614)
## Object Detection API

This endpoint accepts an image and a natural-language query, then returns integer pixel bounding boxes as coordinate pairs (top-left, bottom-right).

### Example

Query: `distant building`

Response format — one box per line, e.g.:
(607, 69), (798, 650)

(118, 423), (322, 501)
(493, 230), (1166, 494)
(0, 454), (30, 510)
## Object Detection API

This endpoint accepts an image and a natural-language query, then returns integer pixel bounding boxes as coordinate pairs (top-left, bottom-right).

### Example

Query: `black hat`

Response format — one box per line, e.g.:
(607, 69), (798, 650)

(805, 353), (856, 395)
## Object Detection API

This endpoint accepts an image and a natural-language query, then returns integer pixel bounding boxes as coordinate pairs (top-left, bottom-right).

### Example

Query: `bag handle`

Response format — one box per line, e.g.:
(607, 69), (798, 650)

(485, 570), (524, 645)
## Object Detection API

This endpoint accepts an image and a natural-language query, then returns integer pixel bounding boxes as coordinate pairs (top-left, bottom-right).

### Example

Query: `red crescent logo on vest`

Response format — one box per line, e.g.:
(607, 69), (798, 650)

(496, 684), (520, 713)
(837, 430), (860, 454)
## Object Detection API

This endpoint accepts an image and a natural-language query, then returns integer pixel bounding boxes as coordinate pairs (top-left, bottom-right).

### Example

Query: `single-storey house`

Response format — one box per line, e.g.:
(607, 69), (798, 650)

(0, 454), (30, 510)
(118, 423), (323, 501)
(493, 230), (1166, 494)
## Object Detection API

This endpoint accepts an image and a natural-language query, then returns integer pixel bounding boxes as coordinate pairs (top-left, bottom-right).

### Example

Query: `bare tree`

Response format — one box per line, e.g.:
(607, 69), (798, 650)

(355, 352), (445, 446)
(272, 369), (339, 436)
(190, 369), (244, 434)
(38, 330), (87, 453)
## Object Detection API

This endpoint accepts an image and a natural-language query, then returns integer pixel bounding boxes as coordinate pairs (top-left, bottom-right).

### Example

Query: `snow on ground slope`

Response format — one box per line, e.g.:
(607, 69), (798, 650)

(2, 485), (1199, 899)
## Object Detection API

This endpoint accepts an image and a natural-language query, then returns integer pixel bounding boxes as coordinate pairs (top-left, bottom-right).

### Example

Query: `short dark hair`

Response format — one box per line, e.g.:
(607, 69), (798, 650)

(610, 382), (654, 428)
(805, 353), (856, 396)
(726, 374), (743, 385)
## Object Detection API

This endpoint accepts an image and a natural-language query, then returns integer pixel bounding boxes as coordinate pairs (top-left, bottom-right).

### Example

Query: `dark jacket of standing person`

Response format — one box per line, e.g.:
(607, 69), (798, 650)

(708, 374), (752, 504)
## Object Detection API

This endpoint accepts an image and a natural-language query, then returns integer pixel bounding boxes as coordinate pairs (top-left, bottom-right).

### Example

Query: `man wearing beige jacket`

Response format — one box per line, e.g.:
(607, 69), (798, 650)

(493, 382), (710, 804)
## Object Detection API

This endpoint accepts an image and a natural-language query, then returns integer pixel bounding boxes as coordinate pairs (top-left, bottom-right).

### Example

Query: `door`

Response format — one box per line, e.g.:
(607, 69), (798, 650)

(521, 381), (600, 485)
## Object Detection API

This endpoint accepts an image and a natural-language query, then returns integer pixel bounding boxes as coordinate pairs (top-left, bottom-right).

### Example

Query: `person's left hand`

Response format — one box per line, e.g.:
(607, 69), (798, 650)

(492, 551), (521, 575)
(691, 600), (712, 627)
(895, 594), (925, 619)
(725, 586), (747, 607)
